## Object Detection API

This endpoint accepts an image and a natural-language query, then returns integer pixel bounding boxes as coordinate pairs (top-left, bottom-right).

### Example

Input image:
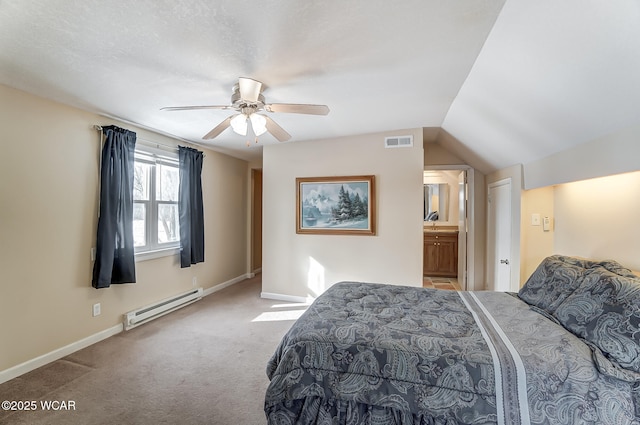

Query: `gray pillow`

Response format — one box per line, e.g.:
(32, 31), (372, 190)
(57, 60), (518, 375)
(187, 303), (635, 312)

(554, 267), (640, 374)
(596, 259), (638, 279)
(518, 255), (591, 314)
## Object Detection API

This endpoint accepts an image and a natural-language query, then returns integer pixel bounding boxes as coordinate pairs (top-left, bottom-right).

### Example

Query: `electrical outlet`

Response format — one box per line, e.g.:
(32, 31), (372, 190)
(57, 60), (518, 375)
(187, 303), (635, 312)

(90, 247), (96, 261)
(531, 213), (541, 226)
(192, 277), (197, 287)
(92, 303), (101, 317)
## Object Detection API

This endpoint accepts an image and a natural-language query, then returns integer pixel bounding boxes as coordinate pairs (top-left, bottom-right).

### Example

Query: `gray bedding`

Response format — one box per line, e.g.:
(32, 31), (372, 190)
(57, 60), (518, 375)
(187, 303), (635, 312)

(265, 280), (639, 424)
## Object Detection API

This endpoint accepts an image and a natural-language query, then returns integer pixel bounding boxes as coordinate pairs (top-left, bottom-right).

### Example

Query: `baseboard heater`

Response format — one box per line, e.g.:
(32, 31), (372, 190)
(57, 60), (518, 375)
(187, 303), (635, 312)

(124, 287), (203, 330)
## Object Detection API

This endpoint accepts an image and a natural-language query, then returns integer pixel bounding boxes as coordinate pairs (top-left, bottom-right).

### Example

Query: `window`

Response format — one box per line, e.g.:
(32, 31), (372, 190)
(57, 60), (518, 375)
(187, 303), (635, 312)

(133, 148), (180, 256)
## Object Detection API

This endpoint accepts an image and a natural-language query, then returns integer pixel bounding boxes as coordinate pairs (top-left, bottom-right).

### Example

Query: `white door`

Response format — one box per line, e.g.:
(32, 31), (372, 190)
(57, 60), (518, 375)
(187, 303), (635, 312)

(488, 179), (511, 291)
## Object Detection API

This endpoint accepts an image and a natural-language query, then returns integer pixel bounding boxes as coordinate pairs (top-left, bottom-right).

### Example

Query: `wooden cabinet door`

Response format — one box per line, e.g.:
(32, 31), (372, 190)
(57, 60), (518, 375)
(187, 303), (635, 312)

(424, 236), (439, 275)
(438, 239), (458, 277)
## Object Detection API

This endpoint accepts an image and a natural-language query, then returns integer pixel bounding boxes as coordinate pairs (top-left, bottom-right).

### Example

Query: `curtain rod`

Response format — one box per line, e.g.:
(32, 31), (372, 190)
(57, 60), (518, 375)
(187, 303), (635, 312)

(93, 125), (205, 155)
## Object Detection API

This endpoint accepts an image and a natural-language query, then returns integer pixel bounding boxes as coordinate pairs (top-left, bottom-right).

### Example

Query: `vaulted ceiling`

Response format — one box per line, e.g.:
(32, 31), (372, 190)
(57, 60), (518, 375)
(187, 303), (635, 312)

(1, 1), (638, 173)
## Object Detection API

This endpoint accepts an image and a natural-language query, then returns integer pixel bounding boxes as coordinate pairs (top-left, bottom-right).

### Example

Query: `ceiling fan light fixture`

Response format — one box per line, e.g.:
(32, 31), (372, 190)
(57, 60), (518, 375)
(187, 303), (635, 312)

(250, 113), (267, 136)
(230, 114), (248, 136)
(162, 77), (329, 142)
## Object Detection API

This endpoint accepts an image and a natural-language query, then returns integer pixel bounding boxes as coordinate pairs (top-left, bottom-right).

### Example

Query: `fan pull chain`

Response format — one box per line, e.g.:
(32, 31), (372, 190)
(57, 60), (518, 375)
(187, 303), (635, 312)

(246, 137), (260, 147)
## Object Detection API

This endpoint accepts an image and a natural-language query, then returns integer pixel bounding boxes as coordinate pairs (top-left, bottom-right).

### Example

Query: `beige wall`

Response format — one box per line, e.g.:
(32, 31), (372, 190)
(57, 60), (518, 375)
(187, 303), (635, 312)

(520, 186), (554, 284)
(554, 171), (640, 271)
(0, 84), (249, 373)
(518, 172), (640, 283)
(517, 123), (640, 281)
(262, 129), (424, 299)
(424, 142), (466, 166)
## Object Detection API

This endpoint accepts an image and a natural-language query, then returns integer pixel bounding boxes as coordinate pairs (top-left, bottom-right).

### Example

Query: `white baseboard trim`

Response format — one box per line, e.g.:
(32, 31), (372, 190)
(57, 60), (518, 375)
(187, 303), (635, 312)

(261, 291), (313, 304)
(0, 273), (254, 385)
(203, 273), (253, 297)
(0, 324), (123, 385)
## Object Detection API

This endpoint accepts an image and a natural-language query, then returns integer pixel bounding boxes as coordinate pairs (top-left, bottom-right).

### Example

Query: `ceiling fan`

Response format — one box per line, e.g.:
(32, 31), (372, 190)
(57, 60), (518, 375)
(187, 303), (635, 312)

(161, 77), (329, 142)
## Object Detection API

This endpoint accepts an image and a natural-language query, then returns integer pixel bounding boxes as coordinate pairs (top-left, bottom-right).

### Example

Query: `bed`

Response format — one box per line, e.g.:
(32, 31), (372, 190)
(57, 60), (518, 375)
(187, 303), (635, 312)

(264, 256), (640, 424)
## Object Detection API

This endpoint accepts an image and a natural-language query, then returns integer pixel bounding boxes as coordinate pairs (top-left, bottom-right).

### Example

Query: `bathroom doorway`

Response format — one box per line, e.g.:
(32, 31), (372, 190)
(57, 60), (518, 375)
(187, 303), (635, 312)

(423, 166), (475, 291)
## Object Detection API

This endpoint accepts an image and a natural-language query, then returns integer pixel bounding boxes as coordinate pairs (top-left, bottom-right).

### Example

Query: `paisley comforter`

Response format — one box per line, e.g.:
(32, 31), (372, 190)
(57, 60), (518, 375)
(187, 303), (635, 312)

(265, 281), (639, 424)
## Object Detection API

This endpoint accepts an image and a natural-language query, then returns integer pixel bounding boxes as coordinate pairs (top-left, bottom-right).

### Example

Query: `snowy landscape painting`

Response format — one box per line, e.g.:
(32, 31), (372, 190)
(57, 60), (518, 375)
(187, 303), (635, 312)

(296, 175), (376, 235)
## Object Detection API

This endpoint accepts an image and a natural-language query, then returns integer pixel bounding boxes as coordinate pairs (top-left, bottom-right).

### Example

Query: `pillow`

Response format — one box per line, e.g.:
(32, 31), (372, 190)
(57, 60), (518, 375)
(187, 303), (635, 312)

(518, 255), (592, 314)
(596, 259), (638, 279)
(518, 255), (636, 314)
(554, 267), (640, 374)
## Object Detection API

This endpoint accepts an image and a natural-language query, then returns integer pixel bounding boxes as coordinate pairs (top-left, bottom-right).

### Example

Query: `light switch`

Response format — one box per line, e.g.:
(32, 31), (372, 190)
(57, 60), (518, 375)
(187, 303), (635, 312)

(531, 213), (541, 226)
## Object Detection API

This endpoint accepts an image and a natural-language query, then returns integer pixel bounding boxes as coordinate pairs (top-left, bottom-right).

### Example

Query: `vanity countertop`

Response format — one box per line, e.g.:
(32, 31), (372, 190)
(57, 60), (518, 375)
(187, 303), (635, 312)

(424, 225), (459, 234)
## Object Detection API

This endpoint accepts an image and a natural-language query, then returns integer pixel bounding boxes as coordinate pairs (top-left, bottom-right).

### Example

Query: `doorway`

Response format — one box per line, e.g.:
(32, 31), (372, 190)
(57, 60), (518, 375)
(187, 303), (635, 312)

(487, 178), (512, 291)
(422, 167), (474, 291)
(251, 169), (263, 273)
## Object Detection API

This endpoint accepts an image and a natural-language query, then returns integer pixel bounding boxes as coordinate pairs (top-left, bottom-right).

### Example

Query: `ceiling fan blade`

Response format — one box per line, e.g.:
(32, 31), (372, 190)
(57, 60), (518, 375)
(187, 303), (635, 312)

(264, 103), (329, 115)
(264, 116), (291, 142)
(238, 77), (263, 103)
(202, 115), (235, 140)
(161, 105), (232, 111)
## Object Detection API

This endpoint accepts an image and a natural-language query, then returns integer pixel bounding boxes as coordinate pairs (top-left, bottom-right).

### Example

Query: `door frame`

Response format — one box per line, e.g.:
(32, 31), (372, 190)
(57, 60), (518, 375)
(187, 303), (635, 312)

(250, 168), (263, 275)
(423, 165), (476, 291)
(487, 178), (512, 291)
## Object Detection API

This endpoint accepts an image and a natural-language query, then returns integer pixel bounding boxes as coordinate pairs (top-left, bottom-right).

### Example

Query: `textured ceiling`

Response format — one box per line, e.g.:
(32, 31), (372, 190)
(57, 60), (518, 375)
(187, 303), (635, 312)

(1, 0), (638, 172)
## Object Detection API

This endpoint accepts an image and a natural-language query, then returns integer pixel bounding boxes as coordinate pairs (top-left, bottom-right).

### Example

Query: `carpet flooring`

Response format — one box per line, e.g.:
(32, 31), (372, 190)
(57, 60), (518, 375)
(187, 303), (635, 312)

(0, 274), (306, 425)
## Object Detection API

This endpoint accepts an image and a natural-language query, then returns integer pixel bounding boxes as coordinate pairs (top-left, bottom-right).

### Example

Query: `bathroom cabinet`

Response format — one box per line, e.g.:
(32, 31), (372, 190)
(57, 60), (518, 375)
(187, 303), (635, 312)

(423, 231), (458, 277)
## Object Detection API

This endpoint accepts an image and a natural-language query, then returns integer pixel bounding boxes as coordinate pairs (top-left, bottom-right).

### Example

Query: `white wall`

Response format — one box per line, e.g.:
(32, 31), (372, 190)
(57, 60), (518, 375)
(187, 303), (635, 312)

(554, 171), (640, 271)
(262, 129), (424, 299)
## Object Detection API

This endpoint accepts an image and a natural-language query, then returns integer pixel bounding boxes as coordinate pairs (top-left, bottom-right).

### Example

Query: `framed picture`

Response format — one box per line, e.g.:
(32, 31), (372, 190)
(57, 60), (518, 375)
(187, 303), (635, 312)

(296, 175), (376, 235)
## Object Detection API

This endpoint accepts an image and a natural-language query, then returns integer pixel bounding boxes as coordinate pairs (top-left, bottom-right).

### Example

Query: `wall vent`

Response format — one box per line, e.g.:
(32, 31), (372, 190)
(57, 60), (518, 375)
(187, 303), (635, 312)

(384, 135), (413, 148)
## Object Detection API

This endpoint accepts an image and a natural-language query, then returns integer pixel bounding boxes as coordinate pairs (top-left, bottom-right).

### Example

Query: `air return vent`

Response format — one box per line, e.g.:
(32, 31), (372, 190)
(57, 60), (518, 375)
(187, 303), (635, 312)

(384, 135), (413, 148)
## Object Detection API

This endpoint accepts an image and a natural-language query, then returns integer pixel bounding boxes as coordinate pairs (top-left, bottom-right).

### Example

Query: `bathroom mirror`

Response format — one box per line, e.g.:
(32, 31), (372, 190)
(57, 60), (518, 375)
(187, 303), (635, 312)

(424, 183), (449, 222)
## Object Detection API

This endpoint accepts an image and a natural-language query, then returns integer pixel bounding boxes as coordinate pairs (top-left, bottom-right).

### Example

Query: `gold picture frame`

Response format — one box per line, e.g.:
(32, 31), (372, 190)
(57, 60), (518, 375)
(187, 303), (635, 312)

(296, 175), (376, 235)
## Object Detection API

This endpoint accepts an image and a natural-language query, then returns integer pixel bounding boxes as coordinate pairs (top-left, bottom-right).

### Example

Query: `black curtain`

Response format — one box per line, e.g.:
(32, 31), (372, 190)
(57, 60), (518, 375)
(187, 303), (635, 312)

(178, 146), (205, 268)
(92, 126), (137, 288)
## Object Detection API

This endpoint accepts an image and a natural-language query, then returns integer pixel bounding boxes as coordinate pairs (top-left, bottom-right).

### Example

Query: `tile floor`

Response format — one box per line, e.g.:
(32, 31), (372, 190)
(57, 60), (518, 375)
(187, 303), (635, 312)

(423, 276), (461, 291)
